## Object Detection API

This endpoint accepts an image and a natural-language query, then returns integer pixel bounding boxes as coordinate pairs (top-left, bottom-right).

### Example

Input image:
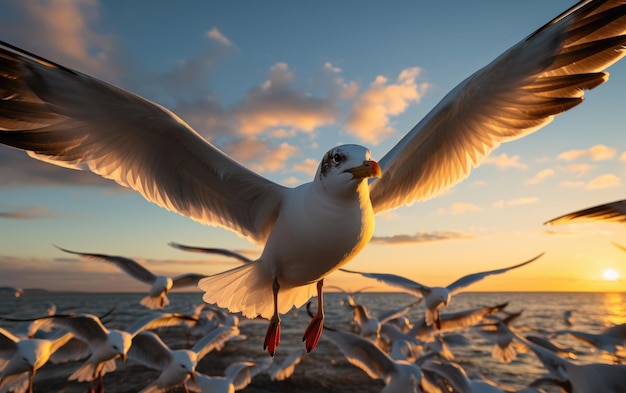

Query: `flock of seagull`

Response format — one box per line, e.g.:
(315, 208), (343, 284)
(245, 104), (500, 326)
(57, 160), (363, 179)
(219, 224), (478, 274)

(0, 223), (624, 393)
(1, 0), (626, 392)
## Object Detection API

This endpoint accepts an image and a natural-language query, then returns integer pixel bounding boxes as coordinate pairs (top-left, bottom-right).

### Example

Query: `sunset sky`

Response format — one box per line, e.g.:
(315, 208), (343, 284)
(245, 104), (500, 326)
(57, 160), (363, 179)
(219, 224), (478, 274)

(1, 0), (625, 295)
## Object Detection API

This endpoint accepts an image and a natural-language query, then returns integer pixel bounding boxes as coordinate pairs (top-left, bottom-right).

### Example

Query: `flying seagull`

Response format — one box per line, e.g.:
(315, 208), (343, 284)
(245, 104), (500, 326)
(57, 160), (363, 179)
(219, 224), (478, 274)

(54, 245), (207, 310)
(1, 1), (625, 356)
(341, 253), (543, 328)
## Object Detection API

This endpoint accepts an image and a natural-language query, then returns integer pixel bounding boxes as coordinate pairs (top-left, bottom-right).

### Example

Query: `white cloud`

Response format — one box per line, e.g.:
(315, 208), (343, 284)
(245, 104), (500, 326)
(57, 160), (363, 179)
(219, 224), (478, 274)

(206, 27), (236, 48)
(525, 169), (554, 185)
(233, 63), (339, 135)
(437, 202), (483, 215)
(225, 137), (299, 174)
(584, 174), (621, 189)
(345, 67), (428, 145)
(557, 144), (616, 161)
(481, 154), (527, 169)
(493, 197), (539, 208)
(292, 158), (319, 177)
(7, 0), (119, 80)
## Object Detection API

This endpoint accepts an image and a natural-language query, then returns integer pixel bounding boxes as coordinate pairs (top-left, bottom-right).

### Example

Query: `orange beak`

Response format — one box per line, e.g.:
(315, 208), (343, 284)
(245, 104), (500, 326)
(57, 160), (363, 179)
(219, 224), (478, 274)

(345, 160), (381, 179)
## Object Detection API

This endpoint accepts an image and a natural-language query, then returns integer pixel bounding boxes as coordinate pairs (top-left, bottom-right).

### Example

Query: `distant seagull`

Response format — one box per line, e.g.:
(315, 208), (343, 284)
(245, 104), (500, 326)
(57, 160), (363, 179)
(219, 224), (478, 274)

(563, 310), (575, 327)
(0, 286), (23, 298)
(545, 199), (626, 226)
(555, 323), (626, 362)
(55, 245), (206, 309)
(510, 324), (626, 393)
(2, 1), (625, 356)
(0, 328), (73, 393)
(349, 301), (419, 340)
(325, 285), (374, 308)
(473, 310), (525, 363)
(341, 253), (543, 329)
(409, 303), (509, 342)
(127, 326), (240, 392)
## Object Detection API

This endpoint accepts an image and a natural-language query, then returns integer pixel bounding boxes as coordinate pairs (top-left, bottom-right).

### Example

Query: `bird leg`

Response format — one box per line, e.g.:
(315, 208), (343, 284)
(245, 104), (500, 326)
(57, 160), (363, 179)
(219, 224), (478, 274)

(28, 368), (34, 393)
(302, 279), (325, 352)
(264, 277), (281, 356)
(96, 373), (104, 393)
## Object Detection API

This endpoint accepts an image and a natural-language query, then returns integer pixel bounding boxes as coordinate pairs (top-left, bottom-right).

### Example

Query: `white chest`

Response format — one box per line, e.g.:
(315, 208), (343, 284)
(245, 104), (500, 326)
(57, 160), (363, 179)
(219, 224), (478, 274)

(261, 183), (374, 286)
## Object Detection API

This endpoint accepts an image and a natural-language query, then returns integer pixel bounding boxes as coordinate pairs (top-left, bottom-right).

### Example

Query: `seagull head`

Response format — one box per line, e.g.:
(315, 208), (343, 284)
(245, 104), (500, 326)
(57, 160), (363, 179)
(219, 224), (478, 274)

(316, 145), (381, 197)
(109, 330), (132, 362)
(172, 350), (197, 382)
(427, 287), (451, 309)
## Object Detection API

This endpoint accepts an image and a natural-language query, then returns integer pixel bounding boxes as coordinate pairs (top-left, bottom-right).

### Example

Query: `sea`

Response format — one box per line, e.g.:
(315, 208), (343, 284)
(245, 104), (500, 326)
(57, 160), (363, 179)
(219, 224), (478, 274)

(1, 291), (625, 393)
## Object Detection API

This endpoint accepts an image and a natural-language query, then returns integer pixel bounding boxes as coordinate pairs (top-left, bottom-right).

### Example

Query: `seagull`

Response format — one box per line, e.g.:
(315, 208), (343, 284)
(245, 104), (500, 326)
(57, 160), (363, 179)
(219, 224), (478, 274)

(563, 310), (575, 327)
(54, 245), (207, 309)
(2, 312), (199, 392)
(2, 1), (626, 356)
(473, 310), (525, 363)
(189, 359), (270, 393)
(545, 199), (626, 226)
(341, 253), (543, 328)
(422, 360), (545, 393)
(0, 287), (23, 298)
(266, 349), (305, 381)
(409, 303), (509, 342)
(0, 328), (73, 393)
(322, 327), (424, 393)
(349, 301), (419, 340)
(555, 323), (626, 362)
(127, 326), (241, 393)
(509, 324), (626, 393)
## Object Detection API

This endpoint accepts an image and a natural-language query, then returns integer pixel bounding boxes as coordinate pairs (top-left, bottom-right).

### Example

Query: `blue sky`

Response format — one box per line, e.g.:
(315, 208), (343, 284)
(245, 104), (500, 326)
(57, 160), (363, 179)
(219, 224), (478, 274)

(1, 0), (625, 293)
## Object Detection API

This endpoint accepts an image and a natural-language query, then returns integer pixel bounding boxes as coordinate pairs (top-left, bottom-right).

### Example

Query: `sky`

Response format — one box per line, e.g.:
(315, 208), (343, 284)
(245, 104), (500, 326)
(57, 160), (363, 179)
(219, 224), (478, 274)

(1, 0), (626, 294)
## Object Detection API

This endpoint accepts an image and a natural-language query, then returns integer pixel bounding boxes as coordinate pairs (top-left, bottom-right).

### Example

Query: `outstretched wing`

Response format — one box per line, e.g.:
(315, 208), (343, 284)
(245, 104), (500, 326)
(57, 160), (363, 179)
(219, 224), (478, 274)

(447, 253), (544, 295)
(55, 245), (156, 284)
(545, 199), (626, 225)
(370, 1), (626, 213)
(168, 242), (255, 263)
(340, 268), (428, 298)
(0, 41), (285, 244)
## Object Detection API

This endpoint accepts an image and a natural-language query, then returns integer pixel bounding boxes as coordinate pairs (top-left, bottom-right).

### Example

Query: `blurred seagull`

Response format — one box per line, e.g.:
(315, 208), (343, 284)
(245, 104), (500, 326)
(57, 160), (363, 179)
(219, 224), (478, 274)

(0, 328), (73, 393)
(322, 327), (424, 393)
(2, 312), (199, 392)
(266, 349), (305, 381)
(55, 245), (206, 309)
(422, 360), (544, 393)
(510, 325), (626, 393)
(545, 199), (626, 226)
(2, 0), (626, 356)
(0, 287), (23, 298)
(341, 253), (543, 328)
(128, 326), (240, 393)
(189, 359), (270, 393)
(555, 323), (626, 362)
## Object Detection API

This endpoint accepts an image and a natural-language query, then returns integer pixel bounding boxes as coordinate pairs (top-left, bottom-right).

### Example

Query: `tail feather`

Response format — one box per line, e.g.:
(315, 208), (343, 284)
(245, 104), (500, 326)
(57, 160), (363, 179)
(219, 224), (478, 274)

(199, 262), (317, 319)
(140, 294), (169, 310)
(69, 361), (97, 382)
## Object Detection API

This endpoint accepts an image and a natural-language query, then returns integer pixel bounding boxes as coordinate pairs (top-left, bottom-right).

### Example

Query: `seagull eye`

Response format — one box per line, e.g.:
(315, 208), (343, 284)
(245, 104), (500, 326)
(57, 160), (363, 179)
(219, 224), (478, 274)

(332, 153), (342, 164)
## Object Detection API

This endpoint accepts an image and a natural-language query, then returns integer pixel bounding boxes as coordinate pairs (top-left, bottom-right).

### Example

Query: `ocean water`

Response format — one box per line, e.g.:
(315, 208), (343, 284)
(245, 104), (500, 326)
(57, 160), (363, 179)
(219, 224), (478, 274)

(0, 291), (624, 392)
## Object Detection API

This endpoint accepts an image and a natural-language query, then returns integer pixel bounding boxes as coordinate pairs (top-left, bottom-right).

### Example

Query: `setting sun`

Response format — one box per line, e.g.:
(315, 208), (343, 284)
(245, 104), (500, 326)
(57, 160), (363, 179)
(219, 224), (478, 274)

(602, 268), (620, 281)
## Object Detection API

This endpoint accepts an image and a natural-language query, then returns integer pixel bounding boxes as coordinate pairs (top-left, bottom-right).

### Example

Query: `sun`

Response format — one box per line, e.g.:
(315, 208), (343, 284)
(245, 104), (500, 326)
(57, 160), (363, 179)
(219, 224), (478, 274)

(602, 268), (620, 281)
